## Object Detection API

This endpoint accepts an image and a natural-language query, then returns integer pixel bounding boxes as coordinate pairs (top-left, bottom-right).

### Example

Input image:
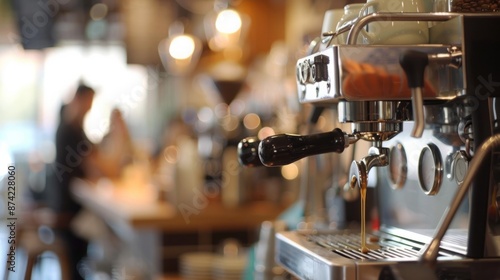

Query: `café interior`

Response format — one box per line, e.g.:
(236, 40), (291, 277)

(0, 0), (355, 279)
(3, 0), (500, 279)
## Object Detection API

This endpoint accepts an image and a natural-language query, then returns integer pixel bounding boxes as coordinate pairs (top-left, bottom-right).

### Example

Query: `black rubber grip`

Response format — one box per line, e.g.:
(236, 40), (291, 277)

(399, 50), (429, 88)
(258, 128), (346, 167)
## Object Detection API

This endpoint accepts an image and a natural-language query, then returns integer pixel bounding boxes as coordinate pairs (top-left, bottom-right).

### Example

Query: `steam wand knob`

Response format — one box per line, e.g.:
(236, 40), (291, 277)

(258, 128), (358, 167)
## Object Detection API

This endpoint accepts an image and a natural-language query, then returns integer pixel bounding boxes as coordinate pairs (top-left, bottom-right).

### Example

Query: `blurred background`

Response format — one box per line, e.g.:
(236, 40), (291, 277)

(0, 0), (338, 153)
(0, 0), (356, 279)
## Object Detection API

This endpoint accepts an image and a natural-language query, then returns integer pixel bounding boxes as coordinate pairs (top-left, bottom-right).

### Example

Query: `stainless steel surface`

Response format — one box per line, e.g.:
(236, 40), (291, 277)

(450, 150), (469, 185)
(378, 122), (469, 254)
(338, 101), (407, 141)
(351, 122), (403, 141)
(277, 12), (500, 280)
(296, 45), (463, 103)
(276, 230), (466, 280)
(338, 101), (406, 123)
(350, 147), (389, 190)
(420, 134), (500, 263)
(410, 87), (425, 137)
(388, 142), (407, 189)
(417, 143), (443, 196)
(345, 13), (458, 45)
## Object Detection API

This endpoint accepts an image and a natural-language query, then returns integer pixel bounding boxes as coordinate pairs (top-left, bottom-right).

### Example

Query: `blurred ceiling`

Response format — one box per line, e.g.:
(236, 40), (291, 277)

(3, 0), (359, 70)
(4, 0), (291, 67)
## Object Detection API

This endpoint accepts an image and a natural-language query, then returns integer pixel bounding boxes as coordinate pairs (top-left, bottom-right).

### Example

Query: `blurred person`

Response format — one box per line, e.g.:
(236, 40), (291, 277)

(48, 84), (112, 280)
(99, 107), (135, 178)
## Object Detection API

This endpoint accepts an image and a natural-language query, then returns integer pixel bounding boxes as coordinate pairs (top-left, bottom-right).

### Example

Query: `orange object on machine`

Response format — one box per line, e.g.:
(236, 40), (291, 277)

(342, 60), (436, 100)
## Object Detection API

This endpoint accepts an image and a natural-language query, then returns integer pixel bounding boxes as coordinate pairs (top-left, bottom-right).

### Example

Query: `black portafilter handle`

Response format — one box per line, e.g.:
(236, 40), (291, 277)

(237, 137), (264, 167)
(259, 128), (350, 167)
(237, 107), (328, 167)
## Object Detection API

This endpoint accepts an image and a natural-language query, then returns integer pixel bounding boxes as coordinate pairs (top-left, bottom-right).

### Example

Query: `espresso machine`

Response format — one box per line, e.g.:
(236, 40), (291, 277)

(238, 11), (500, 280)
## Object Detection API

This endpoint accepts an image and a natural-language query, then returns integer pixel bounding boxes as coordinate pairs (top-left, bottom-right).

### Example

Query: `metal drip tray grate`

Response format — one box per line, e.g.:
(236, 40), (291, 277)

(307, 233), (424, 261)
(277, 231), (495, 280)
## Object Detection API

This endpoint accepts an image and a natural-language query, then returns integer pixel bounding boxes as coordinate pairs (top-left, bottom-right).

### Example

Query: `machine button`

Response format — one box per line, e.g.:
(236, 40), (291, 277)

(305, 59), (316, 84)
(313, 54), (329, 82)
(296, 61), (307, 84)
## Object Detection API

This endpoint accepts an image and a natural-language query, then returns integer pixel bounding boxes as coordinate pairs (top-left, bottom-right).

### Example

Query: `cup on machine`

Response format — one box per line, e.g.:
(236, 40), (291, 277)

(321, 8), (344, 44)
(336, 4), (366, 44)
(358, 0), (429, 45)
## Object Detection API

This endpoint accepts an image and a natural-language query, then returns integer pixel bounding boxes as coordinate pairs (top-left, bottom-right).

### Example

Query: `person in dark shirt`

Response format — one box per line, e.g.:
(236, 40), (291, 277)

(50, 84), (97, 280)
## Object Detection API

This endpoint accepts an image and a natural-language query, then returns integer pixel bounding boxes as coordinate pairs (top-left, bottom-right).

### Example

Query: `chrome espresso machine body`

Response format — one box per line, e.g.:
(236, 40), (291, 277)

(239, 12), (500, 280)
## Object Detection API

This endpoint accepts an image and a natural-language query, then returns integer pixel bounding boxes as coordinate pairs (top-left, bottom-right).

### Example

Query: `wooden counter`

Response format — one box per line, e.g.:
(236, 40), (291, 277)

(70, 178), (287, 231)
(71, 177), (285, 277)
(71, 178), (289, 276)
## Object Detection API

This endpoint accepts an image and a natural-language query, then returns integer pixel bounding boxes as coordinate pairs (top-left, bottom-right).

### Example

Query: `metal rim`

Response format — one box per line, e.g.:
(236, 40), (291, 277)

(388, 142), (407, 190)
(418, 143), (443, 196)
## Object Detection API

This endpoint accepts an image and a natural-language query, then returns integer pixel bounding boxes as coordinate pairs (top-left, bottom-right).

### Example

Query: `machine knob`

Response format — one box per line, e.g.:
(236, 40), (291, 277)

(237, 137), (263, 167)
(258, 128), (349, 167)
(297, 60), (312, 84)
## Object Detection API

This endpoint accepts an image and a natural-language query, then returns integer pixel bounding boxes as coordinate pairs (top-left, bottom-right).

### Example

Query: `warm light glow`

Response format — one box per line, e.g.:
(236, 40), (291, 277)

(281, 163), (299, 180)
(214, 103), (230, 118)
(316, 115), (327, 130)
(90, 3), (108, 20)
(163, 145), (179, 164)
(258, 127), (275, 140)
(197, 107), (214, 123)
(222, 115), (239, 131)
(169, 35), (195, 60)
(159, 31), (201, 75)
(243, 113), (261, 130)
(229, 99), (245, 116)
(223, 46), (243, 61)
(215, 9), (242, 34)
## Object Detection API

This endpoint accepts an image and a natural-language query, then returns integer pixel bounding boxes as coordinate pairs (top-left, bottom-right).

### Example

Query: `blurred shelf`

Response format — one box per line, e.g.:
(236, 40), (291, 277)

(156, 274), (183, 280)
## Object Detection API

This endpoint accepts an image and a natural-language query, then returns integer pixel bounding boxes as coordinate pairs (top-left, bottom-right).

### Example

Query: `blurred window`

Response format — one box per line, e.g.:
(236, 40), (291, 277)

(0, 43), (150, 160)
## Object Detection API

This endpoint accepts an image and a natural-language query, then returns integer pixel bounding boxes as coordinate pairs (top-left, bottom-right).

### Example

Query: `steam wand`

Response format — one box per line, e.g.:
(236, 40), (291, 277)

(419, 134), (500, 263)
(400, 49), (462, 138)
(399, 50), (428, 138)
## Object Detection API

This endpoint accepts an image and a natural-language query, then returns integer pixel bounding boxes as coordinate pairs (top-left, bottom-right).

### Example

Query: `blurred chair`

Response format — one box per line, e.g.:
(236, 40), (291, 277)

(13, 207), (71, 280)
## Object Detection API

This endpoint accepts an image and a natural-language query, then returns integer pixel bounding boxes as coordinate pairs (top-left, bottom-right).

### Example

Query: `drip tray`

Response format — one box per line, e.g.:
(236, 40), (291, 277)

(309, 233), (422, 261)
(276, 230), (464, 280)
